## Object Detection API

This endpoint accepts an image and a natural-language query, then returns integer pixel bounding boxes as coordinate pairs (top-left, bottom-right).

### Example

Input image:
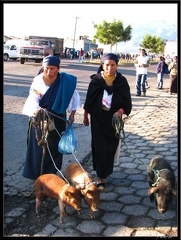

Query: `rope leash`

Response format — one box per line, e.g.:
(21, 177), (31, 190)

(112, 115), (160, 180)
(42, 109), (91, 184)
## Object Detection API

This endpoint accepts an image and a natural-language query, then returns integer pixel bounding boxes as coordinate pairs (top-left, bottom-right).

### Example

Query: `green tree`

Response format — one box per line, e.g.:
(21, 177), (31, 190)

(140, 34), (165, 54)
(92, 19), (132, 52)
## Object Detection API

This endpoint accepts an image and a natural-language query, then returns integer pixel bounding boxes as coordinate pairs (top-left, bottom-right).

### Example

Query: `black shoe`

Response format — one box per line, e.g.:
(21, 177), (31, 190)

(97, 183), (105, 190)
(143, 92), (146, 97)
(136, 93), (141, 96)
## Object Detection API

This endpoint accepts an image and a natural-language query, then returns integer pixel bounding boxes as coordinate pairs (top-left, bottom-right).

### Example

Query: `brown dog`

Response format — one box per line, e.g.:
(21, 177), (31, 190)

(65, 163), (103, 219)
(34, 174), (82, 223)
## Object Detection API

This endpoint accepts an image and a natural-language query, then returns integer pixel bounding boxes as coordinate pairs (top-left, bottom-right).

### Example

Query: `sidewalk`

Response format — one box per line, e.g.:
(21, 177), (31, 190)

(4, 86), (178, 237)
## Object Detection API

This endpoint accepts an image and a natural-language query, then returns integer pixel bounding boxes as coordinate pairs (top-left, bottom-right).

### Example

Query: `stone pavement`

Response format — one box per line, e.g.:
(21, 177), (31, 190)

(4, 85), (178, 237)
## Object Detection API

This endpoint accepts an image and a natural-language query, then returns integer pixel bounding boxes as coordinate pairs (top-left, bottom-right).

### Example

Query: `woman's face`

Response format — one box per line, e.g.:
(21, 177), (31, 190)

(174, 57), (178, 63)
(44, 66), (59, 79)
(102, 60), (117, 76)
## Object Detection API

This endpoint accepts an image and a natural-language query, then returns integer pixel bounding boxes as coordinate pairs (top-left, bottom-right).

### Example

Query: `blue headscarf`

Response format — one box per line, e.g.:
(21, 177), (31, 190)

(97, 53), (119, 73)
(101, 53), (119, 64)
(43, 55), (60, 68)
(39, 72), (76, 114)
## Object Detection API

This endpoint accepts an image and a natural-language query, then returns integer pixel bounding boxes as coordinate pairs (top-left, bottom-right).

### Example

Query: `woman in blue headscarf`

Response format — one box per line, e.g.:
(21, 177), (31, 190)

(83, 53), (132, 189)
(22, 55), (81, 180)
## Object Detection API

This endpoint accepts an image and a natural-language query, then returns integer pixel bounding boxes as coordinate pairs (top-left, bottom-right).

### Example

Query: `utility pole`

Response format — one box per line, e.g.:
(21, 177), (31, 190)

(73, 17), (79, 49)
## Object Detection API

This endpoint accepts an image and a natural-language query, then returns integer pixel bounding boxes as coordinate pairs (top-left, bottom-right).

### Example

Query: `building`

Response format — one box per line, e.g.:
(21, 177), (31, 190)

(164, 40), (177, 62)
(64, 35), (98, 52)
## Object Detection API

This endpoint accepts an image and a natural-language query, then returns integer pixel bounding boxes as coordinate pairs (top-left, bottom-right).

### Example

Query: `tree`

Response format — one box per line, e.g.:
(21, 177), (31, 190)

(140, 34), (165, 54)
(92, 19), (132, 52)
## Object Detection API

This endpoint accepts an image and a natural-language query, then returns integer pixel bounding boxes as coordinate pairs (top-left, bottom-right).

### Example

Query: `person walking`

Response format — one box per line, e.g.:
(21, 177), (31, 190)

(144, 52), (150, 89)
(134, 49), (150, 96)
(100, 50), (103, 59)
(70, 49), (74, 59)
(168, 56), (178, 94)
(78, 48), (84, 63)
(156, 56), (165, 89)
(22, 55), (81, 180)
(83, 53), (132, 190)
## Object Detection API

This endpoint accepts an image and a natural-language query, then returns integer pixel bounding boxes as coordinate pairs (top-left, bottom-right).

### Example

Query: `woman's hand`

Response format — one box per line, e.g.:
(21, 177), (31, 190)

(113, 108), (124, 120)
(68, 110), (76, 124)
(83, 116), (89, 126)
(83, 110), (89, 126)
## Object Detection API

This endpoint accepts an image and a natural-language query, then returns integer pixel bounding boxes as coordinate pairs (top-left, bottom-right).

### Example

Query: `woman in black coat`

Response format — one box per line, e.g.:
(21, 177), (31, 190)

(83, 53), (132, 189)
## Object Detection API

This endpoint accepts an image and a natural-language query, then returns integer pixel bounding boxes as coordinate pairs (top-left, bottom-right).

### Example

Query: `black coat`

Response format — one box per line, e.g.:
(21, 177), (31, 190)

(83, 72), (132, 179)
(84, 72), (132, 116)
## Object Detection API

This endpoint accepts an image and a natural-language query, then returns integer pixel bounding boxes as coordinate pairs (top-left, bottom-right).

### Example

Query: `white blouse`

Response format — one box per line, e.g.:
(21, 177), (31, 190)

(22, 73), (81, 117)
(100, 71), (116, 109)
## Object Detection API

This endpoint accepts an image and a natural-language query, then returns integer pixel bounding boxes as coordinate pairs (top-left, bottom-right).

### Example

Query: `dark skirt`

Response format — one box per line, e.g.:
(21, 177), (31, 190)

(170, 75), (177, 93)
(22, 115), (66, 180)
(90, 110), (119, 179)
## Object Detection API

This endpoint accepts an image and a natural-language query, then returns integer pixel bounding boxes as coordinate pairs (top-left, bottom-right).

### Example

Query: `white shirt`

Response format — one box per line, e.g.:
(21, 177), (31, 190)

(22, 73), (81, 117)
(100, 71), (116, 109)
(102, 90), (113, 109)
(134, 55), (149, 74)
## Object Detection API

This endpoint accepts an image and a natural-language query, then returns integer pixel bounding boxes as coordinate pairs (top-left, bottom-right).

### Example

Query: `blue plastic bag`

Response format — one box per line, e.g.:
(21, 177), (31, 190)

(58, 124), (77, 154)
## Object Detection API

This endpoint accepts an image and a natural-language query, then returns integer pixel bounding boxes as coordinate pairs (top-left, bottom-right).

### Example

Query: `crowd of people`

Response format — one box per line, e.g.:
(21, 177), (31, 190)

(22, 51), (177, 188)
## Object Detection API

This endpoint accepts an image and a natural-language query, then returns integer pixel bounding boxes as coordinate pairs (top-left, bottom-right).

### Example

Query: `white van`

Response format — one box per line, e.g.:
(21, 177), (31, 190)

(4, 40), (28, 61)
(4, 44), (19, 61)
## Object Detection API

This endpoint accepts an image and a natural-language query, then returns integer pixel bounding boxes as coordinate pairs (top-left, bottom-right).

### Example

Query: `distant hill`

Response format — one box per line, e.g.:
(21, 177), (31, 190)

(101, 20), (177, 53)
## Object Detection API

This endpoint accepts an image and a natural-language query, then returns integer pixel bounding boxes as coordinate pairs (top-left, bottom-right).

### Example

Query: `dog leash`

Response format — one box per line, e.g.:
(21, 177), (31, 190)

(112, 115), (160, 178)
(42, 109), (90, 183)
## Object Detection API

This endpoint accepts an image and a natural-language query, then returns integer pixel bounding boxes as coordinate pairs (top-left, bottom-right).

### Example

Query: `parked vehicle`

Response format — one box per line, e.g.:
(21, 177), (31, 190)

(4, 44), (19, 61)
(3, 40), (28, 61)
(64, 47), (78, 59)
(89, 50), (100, 58)
(19, 36), (64, 64)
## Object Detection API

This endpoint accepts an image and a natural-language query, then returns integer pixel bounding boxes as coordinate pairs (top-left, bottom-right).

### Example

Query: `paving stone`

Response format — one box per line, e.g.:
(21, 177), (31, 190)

(4, 69), (178, 237)
(34, 224), (57, 236)
(103, 225), (133, 236)
(101, 212), (128, 225)
(127, 216), (155, 228)
(99, 201), (124, 212)
(118, 195), (142, 204)
(5, 207), (27, 218)
(76, 220), (105, 234)
(100, 192), (118, 201)
(121, 204), (148, 216)
(147, 208), (177, 220)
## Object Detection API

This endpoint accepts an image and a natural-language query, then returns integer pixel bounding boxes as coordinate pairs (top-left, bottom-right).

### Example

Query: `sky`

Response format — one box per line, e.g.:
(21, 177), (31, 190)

(3, 3), (178, 52)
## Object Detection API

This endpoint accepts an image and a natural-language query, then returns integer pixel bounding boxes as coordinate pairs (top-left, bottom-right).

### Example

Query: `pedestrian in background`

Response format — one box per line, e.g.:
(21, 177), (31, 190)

(156, 56), (165, 89)
(100, 50), (103, 59)
(70, 49), (74, 59)
(134, 49), (150, 96)
(78, 48), (84, 63)
(22, 55), (81, 180)
(144, 52), (150, 89)
(83, 53), (132, 190)
(168, 56), (178, 94)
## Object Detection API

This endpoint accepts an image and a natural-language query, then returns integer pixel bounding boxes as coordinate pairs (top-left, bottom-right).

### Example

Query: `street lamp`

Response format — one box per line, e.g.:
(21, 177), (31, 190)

(73, 17), (79, 49)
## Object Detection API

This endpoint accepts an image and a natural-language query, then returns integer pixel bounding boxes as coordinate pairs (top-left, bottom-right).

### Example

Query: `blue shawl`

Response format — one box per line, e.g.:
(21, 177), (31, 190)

(39, 72), (76, 114)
